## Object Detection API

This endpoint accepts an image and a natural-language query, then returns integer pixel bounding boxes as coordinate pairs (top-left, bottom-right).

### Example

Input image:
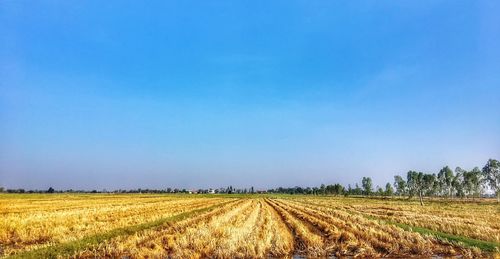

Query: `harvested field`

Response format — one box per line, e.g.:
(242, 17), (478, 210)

(0, 194), (498, 258)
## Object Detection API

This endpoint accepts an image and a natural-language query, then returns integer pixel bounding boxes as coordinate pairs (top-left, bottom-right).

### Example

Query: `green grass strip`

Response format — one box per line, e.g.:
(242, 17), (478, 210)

(8, 200), (235, 259)
(365, 215), (499, 252)
(393, 222), (499, 252)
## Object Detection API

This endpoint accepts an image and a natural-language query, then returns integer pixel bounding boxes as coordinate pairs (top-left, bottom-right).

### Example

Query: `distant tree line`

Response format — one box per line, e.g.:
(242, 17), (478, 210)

(0, 186), (258, 195)
(392, 159), (500, 204)
(1, 159), (498, 204)
(267, 159), (499, 205)
(266, 177), (394, 197)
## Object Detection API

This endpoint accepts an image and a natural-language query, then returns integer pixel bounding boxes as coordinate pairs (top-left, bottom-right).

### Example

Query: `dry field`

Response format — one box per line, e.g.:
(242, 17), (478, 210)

(0, 194), (498, 258)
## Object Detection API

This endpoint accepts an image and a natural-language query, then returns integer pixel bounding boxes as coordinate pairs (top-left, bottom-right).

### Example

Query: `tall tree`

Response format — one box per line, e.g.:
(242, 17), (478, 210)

(407, 171), (425, 205)
(431, 177), (441, 197)
(437, 166), (454, 198)
(482, 159), (500, 202)
(393, 175), (406, 196)
(406, 171), (418, 198)
(332, 184), (345, 196)
(354, 184), (362, 195)
(463, 167), (482, 200)
(385, 182), (394, 196)
(422, 174), (436, 197)
(361, 177), (373, 196)
(453, 167), (466, 198)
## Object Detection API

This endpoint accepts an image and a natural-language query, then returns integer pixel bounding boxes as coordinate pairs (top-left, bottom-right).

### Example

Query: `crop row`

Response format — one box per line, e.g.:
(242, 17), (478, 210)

(73, 199), (295, 258)
(0, 196), (228, 256)
(289, 196), (500, 243)
(66, 198), (485, 258)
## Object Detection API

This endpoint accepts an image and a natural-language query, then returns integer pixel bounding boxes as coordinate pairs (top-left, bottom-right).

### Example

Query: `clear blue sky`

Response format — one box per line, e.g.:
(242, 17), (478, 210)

(1, 1), (499, 190)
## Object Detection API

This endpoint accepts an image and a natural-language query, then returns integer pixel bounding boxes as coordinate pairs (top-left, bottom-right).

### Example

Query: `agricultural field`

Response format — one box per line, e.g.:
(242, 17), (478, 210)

(0, 194), (498, 258)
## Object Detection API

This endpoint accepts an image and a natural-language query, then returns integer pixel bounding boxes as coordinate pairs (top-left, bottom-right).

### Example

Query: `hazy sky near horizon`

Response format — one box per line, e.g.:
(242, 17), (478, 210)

(1, 1), (499, 190)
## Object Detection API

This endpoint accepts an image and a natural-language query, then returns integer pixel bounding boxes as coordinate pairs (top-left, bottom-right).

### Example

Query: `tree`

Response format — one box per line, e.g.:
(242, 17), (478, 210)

(453, 167), (466, 198)
(430, 176), (440, 197)
(463, 167), (482, 200)
(406, 171), (418, 198)
(437, 166), (454, 198)
(376, 186), (384, 196)
(320, 184), (326, 195)
(385, 182), (394, 196)
(482, 159), (500, 202)
(407, 171), (425, 205)
(47, 187), (55, 193)
(393, 175), (406, 196)
(353, 184), (362, 195)
(361, 177), (373, 196)
(331, 184), (345, 196)
(422, 174), (436, 197)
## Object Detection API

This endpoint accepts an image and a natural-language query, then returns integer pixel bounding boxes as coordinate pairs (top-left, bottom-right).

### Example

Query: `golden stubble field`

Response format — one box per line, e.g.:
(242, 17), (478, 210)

(0, 194), (498, 258)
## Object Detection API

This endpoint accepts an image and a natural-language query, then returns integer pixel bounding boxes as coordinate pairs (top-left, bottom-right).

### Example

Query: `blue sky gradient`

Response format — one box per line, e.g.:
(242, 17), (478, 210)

(1, 1), (499, 190)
